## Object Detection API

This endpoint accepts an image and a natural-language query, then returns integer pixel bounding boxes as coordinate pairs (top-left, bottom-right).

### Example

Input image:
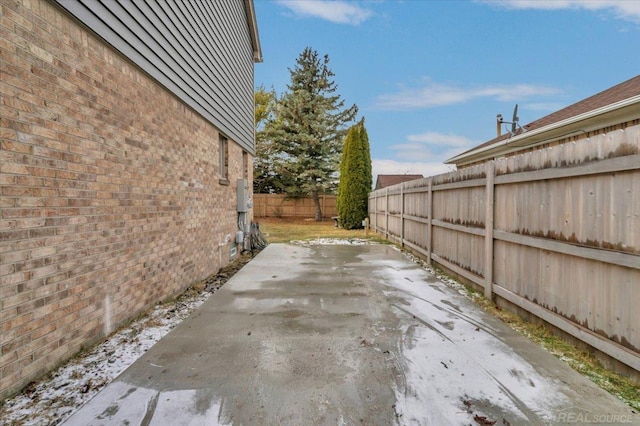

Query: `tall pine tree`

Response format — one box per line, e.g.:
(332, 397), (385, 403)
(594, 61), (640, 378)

(337, 119), (372, 229)
(265, 48), (357, 220)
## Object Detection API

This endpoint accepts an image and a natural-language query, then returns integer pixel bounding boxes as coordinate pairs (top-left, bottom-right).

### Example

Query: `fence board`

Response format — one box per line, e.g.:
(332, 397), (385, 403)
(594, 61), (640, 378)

(253, 194), (336, 218)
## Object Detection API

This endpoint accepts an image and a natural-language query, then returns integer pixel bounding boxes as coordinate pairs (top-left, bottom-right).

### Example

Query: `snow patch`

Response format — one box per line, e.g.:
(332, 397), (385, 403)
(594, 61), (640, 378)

(0, 292), (212, 425)
(292, 238), (376, 245)
(369, 251), (571, 424)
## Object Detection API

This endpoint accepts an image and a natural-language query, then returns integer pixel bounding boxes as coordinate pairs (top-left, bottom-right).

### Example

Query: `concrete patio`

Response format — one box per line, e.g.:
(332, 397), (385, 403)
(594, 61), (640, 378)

(63, 243), (638, 425)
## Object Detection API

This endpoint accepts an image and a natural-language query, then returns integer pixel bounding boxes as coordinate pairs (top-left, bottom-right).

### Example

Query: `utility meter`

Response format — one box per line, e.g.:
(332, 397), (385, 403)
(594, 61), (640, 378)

(237, 179), (251, 212)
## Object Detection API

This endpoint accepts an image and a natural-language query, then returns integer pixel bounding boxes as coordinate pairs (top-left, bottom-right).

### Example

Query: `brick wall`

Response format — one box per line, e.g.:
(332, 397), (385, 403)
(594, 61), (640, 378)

(0, 0), (252, 399)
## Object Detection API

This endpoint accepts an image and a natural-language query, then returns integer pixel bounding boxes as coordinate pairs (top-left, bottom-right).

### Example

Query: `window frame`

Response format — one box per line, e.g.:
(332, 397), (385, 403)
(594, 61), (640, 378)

(242, 151), (248, 180)
(219, 134), (229, 185)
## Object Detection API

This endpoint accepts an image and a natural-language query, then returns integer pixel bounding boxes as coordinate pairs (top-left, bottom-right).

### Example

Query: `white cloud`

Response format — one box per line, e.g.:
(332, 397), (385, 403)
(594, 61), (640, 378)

(390, 132), (476, 162)
(391, 146), (438, 162)
(375, 79), (560, 110)
(406, 132), (474, 147)
(481, 0), (640, 24)
(372, 159), (455, 184)
(276, 0), (373, 25)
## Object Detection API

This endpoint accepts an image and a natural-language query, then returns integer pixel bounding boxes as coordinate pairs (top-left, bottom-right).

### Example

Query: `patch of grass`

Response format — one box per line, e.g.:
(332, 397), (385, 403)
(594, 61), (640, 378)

(255, 217), (387, 244)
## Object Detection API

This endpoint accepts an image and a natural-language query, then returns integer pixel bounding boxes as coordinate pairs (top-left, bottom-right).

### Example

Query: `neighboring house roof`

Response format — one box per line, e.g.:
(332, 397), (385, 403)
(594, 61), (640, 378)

(447, 74), (640, 166)
(375, 174), (424, 190)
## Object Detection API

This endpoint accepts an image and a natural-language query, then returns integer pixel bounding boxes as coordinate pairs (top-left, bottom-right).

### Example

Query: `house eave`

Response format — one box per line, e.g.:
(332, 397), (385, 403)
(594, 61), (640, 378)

(446, 95), (640, 166)
(244, 0), (263, 63)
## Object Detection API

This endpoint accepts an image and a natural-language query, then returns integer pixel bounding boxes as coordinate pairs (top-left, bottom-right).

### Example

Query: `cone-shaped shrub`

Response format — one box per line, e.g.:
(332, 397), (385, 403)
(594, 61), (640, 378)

(337, 119), (372, 229)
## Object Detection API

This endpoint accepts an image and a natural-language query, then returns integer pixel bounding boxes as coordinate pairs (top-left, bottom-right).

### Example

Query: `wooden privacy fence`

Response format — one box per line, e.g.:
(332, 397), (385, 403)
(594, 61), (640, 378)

(369, 130), (640, 374)
(253, 194), (337, 218)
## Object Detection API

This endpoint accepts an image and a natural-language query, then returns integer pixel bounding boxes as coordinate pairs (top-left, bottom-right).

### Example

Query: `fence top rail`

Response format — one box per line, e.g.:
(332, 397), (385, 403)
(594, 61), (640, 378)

(370, 153), (640, 200)
(495, 153), (640, 185)
(370, 177), (487, 196)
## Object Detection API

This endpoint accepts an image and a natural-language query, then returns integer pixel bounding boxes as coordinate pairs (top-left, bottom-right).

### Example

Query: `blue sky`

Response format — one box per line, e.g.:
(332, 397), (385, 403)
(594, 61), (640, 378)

(253, 0), (640, 179)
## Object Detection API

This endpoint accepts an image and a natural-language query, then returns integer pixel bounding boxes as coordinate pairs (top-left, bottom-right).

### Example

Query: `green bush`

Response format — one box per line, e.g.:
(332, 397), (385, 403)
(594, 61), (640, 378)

(337, 119), (372, 229)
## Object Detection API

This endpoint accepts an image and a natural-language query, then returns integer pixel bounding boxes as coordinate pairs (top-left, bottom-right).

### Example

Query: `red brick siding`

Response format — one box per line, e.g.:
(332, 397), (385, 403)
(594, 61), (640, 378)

(0, 0), (252, 399)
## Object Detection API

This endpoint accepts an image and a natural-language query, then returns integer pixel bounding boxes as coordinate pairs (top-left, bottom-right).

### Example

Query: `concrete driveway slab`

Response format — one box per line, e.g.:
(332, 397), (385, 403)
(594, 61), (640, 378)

(63, 243), (638, 425)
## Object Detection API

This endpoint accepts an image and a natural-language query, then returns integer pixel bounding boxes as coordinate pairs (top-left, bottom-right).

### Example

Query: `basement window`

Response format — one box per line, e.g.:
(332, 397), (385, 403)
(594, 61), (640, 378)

(219, 135), (229, 185)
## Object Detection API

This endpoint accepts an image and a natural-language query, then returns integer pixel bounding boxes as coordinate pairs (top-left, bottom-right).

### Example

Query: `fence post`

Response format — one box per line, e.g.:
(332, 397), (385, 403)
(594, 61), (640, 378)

(427, 177), (433, 265)
(400, 183), (405, 247)
(484, 161), (495, 300)
(375, 191), (379, 232)
(385, 187), (389, 239)
(373, 192), (377, 232)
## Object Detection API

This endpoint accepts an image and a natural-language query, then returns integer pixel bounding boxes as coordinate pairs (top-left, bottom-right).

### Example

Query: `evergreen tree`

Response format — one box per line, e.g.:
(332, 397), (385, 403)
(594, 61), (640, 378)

(337, 119), (372, 229)
(265, 48), (357, 220)
(253, 86), (282, 193)
(254, 87), (300, 193)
